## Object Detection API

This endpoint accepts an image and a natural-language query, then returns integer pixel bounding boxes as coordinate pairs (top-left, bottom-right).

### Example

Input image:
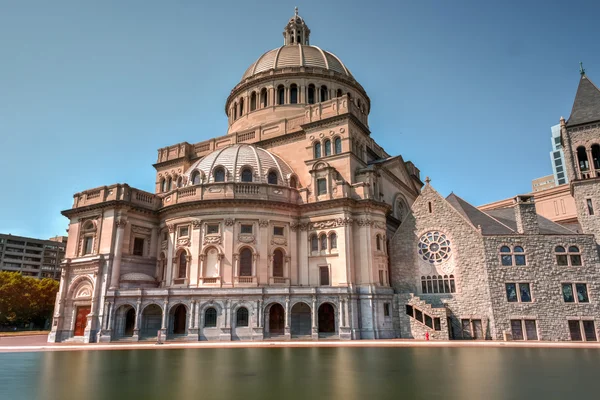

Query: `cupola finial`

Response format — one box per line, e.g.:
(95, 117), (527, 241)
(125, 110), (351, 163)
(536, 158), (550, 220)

(295, 6), (298, 18)
(580, 61), (586, 76)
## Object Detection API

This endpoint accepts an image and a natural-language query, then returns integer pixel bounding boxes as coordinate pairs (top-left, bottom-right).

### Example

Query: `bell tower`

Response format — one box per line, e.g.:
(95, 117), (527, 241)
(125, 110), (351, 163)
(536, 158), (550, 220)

(561, 64), (600, 249)
(283, 7), (310, 45)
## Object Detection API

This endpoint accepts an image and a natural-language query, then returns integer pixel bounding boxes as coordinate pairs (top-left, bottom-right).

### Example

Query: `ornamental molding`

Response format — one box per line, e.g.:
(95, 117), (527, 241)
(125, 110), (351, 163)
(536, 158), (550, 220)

(131, 225), (152, 235)
(204, 236), (222, 245)
(115, 219), (128, 228)
(167, 224), (175, 233)
(161, 240), (168, 250)
(259, 220), (269, 228)
(271, 237), (287, 246)
(238, 234), (256, 244)
(309, 218), (353, 230)
(192, 220), (202, 229)
(177, 238), (190, 247)
(224, 218), (235, 226)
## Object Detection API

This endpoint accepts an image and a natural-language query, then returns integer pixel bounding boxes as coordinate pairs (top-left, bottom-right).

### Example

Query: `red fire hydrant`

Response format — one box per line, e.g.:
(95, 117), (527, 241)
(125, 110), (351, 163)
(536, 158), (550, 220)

(425, 332), (430, 341)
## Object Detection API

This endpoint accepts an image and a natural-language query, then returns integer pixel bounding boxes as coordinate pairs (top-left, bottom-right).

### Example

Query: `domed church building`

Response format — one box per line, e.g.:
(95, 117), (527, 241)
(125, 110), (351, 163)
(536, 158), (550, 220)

(49, 9), (423, 343)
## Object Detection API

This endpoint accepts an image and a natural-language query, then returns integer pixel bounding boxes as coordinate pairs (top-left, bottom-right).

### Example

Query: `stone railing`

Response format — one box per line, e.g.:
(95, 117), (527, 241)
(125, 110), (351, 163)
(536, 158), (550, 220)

(234, 276), (257, 286)
(72, 184), (161, 210)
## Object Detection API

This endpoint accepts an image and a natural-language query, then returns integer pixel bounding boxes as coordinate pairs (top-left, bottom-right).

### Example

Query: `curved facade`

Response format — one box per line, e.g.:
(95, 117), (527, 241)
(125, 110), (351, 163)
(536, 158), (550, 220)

(48, 10), (423, 344)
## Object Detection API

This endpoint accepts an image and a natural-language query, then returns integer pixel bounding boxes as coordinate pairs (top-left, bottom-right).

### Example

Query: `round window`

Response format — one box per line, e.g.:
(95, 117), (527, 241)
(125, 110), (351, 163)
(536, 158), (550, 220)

(418, 231), (451, 264)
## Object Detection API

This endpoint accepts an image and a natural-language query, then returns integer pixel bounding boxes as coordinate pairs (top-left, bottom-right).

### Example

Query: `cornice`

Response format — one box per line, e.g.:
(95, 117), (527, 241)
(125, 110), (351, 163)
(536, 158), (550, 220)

(300, 112), (370, 135)
(61, 200), (159, 219)
(152, 156), (190, 170)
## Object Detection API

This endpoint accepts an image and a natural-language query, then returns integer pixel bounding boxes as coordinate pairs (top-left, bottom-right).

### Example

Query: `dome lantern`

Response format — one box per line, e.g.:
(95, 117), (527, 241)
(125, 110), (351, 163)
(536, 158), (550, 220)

(283, 7), (310, 46)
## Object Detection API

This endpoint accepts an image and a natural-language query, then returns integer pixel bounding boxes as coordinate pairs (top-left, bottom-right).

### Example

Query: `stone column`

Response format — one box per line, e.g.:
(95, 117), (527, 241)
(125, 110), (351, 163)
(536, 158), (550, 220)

(150, 227), (158, 258)
(161, 299), (169, 335)
(338, 297), (344, 330)
(110, 219), (127, 289)
(311, 296), (318, 339)
(166, 225), (175, 284)
(133, 299), (141, 339)
(107, 302), (115, 331)
(188, 301), (196, 331)
(285, 297), (290, 330)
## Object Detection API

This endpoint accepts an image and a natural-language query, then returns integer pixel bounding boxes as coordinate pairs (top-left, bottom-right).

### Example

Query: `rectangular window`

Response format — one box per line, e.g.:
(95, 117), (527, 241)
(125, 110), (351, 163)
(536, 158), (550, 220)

(425, 315), (433, 329)
(511, 320), (524, 340)
(415, 309), (423, 323)
(553, 150), (561, 158)
(405, 305), (413, 317)
(557, 172), (565, 179)
(319, 266), (330, 286)
(133, 237), (145, 256)
(569, 320), (583, 341)
(505, 283), (518, 302)
(273, 226), (284, 236)
(378, 270), (384, 285)
(562, 283), (575, 302)
(583, 321), (597, 341)
(555, 158), (562, 166)
(383, 303), (390, 317)
(240, 224), (253, 234)
(556, 166), (564, 173)
(317, 178), (327, 195)
(179, 226), (189, 237)
(587, 199), (594, 216)
(434, 318), (441, 331)
(206, 224), (219, 235)
(83, 237), (93, 255)
(461, 319), (472, 339)
(519, 283), (532, 302)
(472, 319), (483, 340)
(576, 283), (589, 303)
(524, 320), (538, 340)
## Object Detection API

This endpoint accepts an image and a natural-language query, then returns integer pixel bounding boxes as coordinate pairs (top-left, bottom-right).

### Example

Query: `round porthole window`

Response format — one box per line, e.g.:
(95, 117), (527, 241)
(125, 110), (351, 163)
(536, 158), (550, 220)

(418, 231), (451, 263)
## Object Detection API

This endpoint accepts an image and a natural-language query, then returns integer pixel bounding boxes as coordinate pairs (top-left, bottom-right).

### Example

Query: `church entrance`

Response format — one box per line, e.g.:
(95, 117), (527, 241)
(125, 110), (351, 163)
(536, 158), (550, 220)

(269, 303), (285, 335)
(290, 302), (311, 337)
(74, 306), (91, 336)
(172, 305), (187, 335)
(318, 303), (335, 334)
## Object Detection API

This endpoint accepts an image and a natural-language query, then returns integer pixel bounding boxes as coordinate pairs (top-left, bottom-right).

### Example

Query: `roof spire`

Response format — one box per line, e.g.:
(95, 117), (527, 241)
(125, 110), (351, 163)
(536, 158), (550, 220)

(295, 6), (298, 18)
(425, 176), (431, 185)
(580, 61), (586, 76)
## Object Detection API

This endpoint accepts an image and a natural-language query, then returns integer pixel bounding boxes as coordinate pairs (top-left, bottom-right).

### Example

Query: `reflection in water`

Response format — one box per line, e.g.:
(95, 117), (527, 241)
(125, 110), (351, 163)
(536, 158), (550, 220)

(2, 347), (600, 400)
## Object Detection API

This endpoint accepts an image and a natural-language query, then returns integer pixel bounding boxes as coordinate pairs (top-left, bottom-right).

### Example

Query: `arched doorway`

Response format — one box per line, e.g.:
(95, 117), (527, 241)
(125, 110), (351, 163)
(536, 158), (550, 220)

(115, 305), (136, 337)
(318, 303), (336, 334)
(125, 308), (136, 336)
(268, 303), (285, 335)
(141, 304), (162, 338)
(171, 304), (187, 335)
(291, 302), (311, 337)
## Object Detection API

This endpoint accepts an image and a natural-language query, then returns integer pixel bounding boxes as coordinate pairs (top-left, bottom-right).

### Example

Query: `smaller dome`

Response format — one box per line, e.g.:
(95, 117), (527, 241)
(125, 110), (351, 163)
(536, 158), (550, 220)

(185, 144), (295, 185)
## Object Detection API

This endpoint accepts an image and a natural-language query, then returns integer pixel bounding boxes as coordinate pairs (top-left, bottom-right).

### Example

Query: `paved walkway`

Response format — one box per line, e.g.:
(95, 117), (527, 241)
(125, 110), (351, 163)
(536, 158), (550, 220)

(1, 334), (600, 353)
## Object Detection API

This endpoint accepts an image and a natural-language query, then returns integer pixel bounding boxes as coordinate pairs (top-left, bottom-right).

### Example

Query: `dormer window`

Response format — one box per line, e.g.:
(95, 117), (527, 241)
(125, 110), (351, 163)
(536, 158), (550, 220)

(241, 168), (253, 183)
(267, 171), (278, 185)
(214, 168), (225, 182)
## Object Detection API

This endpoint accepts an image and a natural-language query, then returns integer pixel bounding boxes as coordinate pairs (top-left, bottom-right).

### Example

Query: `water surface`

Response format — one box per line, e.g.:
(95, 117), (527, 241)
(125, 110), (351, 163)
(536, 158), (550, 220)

(1, 347), (599, 400)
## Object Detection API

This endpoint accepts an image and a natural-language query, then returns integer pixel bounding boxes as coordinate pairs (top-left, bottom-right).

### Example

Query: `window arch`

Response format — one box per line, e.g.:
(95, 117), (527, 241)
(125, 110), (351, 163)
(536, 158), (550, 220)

(320, 85), (328, 102)
(320, 234), (327, 251)
(334, 137), (342, 154)
(239, 248), (253, 277)
(177, 251), (187, 279)
(324, 140), (331, 156)
(277, 85), (285, 105)
(213, 167), (225, 182)
(267, 170), (278, 185)
(329, 232), (337, 249)
(250, 92), (257, 111)
(204, 308), (217, 328)
(166, 177), (172, 192)
(160, 178), (167, 193)
(236, 307), (249, 327)
(241, 168), (253, 183)
(289, 176), (297, 188)
(592, 144), (600, 170)
(239, 98), (244, 116)
(307, 84), (315, 104)
(273, 249), (284, 277)
(500, 246), (526, 266)
(260, 88), (268, 108)
(336, 89), (343, 98)
(556, 245), (582, 266)
(176, 176), (183, 188)
(395, 198), (408, 223)
(376, 235), (382, 251)
(233, 102), (237, 120)
(290, 84), (298, 104)
(191, 170), (201, 185)
(314, 142), (321, 159)
(577, 146), (589, 173)
(310, 235), (319, 252)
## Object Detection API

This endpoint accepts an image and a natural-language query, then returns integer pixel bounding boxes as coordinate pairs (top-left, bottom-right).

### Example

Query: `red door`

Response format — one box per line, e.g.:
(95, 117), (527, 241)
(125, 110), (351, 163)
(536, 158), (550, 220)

(74, 306), (91, 336)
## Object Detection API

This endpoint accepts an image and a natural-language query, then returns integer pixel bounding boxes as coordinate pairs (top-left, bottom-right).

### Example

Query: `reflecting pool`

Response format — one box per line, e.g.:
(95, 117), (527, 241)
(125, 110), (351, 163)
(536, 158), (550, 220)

(1, 347), (599, 400)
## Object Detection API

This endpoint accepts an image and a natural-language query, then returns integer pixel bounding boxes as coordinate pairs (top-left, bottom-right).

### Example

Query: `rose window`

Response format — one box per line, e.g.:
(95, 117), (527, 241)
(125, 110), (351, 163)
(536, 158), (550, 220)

(418, 231), (451, 263)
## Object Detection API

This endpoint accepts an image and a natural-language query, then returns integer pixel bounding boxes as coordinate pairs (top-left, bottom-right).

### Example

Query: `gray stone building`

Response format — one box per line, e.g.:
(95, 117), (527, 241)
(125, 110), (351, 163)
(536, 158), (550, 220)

(0, 234), (66, 280)
(391, 70), (600, 342)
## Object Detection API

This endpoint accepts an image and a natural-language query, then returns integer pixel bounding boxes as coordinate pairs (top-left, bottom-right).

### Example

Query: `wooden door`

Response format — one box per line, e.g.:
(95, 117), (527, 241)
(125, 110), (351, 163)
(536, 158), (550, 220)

(269, 304), (285, 334)
(74, 306), (91, 336)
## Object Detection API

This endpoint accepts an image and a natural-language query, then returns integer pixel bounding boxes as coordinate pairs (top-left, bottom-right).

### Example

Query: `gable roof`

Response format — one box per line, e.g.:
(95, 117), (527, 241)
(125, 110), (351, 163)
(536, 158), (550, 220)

(445, 193), (576, 236)
(566, 74), (600, 126)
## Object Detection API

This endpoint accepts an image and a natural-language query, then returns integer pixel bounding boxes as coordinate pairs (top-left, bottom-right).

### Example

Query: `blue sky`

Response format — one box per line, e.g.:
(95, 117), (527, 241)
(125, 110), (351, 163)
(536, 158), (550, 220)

(1, 0), (599, 239)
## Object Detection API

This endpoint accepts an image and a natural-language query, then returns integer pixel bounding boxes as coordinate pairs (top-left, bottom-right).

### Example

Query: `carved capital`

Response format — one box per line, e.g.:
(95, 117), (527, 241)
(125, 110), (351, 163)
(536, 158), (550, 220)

(224, 218), (235, 226)
(167, 224), (175, 233)
(192, 220), (202, 229)
(115, 219), (127, 228)
(258, 220), (269, 228)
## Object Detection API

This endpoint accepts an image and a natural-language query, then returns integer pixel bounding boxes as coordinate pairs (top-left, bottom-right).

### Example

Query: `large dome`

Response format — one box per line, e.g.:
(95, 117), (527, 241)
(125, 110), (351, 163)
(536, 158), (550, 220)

(185, 144), (295, 184)
(241, 44), (352, 81)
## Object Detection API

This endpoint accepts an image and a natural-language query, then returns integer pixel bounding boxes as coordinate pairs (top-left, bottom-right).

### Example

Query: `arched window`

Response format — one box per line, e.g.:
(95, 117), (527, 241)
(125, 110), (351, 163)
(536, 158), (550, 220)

(357, 98), (362, 109)
(310, 235), (318, 252)
(289, 176), (297, 188)
(290, 84), (298, 104)
(191, 170), (201, 185)
(250, 92), (257, 111)
(239, 248), (252, 277)
(236, 307), (249, 327)
(376, 235), (382, 251)
(500, 246), (512, 266)
(432, 276), (439, 293)
(513, 246), (526, 265)
(166, 177), (172, 192)
(314, 142), (321, 158)
(336, 89), (343, 98)
(592, 144), (600, 170)
(260, 88), (268, 108)
(449, 275), (456, 293)
(324, 140), (331, 156)
(568, 246), (582, 266)
(178, 252), (187, 279)
(241, 168), (253, 183)
(176, 176), (183, 188)
(160, 178), (167, 193)
(555, 246), (567, 265)
(320, 85), (328, 102)
(320, 234), (327, 251)
(421, 276), (427, 293)
(239, 98), (244, 116)
(396, 198), (407, 223)
(273, 249), (284, 277)
(233, 102), (237, 120)
(213, 168), (225, 182)
(329, 233), (337, 249)
(577, 146), (589, 172)
(557, 245), (582, 266)
(308, 84), (315, 104)
(267, 171), (278, 185)
(277, 85), (285, 105)
(204, 308), (217, 328)
(334, 137), (342, 154)
(500, 246), (526, 266)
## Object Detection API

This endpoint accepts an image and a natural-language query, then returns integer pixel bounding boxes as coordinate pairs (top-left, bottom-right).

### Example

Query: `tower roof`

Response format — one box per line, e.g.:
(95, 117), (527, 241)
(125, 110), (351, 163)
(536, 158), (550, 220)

(566, 73), (600, 126)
